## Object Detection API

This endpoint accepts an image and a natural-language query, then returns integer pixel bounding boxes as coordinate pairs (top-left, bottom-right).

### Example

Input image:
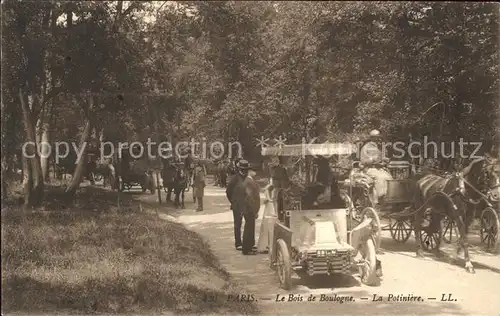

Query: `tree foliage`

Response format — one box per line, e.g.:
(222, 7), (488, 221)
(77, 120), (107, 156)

(2, 1), (499, 203)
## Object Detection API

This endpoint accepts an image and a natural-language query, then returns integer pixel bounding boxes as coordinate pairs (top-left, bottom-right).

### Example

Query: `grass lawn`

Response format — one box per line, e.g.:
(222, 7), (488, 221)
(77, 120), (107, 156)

(1, 185), (259, 315)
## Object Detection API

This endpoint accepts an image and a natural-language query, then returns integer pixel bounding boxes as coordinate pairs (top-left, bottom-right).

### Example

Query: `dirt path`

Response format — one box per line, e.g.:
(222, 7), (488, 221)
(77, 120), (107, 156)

(136, 179), (500, 316)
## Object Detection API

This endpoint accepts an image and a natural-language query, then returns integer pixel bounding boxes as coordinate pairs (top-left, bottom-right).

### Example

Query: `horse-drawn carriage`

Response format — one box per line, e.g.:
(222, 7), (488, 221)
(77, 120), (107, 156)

(341, 160), (417, 251)
(344, 155), (499, 255)
(429, 158), (500, 253)
(262, 143), (382, 289)
(116, 147), (155, 194)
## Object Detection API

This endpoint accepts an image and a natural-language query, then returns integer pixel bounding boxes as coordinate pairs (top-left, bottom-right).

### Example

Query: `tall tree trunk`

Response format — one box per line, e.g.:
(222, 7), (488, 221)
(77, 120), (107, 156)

(495, 102), (500, 157)
(21, 155), (33, 207)
(65, 95), (94, 197)
(1, 156), (8, 201)
(65, 119), (92, 197)
(496, 5), (500, 157)
(38, 7), (58, 183)
(40, 126), (50, 181)
(19, 89), (44, 206)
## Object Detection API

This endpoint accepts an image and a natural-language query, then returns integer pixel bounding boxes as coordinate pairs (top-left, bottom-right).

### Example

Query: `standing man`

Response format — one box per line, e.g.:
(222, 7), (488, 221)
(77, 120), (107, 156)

(234, 163), (260, 255)
(226, 159), (247, 251)
(230, 160), (259, 255)
(193, 161), (206, 212)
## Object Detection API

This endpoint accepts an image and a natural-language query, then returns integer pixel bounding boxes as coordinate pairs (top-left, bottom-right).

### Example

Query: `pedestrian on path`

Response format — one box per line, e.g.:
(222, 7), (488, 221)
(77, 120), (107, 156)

(193, 161), (206, 212)
(226, 159), (249, 251)
(232, 162), (260, 255)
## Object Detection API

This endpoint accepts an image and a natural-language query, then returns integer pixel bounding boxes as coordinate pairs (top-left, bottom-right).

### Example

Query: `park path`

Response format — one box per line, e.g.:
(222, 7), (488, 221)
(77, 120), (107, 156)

(136, 177), (500, 316)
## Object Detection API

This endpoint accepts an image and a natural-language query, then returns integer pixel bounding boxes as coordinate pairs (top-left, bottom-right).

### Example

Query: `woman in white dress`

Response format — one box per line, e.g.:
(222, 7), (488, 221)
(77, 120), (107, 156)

(256, 179), (278, 253)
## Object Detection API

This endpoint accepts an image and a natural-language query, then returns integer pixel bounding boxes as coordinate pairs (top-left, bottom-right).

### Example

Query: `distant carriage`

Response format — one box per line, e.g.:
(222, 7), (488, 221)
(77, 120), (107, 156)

(117, 146), (155, 194)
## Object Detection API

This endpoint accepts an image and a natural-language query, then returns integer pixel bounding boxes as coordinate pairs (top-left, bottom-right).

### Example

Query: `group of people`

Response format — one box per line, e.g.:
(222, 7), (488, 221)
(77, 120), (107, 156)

(224, 155), (292, 255)
(161, 148), (207, 212)
(218, 129), (391, 256)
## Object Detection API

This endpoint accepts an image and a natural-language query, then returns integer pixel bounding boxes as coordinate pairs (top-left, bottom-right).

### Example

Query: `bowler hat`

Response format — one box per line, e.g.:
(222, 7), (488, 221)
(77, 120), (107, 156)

(237, 160), (250, 170)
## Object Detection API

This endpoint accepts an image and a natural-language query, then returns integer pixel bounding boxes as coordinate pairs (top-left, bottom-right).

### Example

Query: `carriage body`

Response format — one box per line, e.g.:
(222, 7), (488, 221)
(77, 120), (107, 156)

(262, 144), (381, 289)
(339, 158), (417, 246)
(117, 147), (155, 193)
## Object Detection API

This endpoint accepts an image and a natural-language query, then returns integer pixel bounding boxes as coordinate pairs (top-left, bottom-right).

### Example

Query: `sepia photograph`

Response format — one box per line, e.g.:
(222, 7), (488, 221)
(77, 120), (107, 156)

(1, 1), (499, 315)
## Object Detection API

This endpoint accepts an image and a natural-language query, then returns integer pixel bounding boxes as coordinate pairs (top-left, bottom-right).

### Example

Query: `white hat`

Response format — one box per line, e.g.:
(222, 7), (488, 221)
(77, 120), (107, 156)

(369, 129), (381, 137)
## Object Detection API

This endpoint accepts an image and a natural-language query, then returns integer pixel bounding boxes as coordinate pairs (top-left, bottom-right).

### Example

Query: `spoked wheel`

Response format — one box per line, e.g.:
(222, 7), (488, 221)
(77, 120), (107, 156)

(480, 207), (499, 253)
(389, 218), (413, 243)
(360, 207), (382, 252)
(358, 237), (379, 286)
(276, 239), (292, 290)
(418, 208), (442, 252)
(441, 216), (459, 244)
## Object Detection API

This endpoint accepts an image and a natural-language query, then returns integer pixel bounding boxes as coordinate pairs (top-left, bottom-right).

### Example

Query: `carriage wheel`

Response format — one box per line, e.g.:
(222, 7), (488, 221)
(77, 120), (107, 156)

(389, 218), (412, 243)
(419, 208), (442, 252)
(441, 216), (459, 244)
(360, 207), (382, 252)
(276, 239), (292, 290)
(359, 237), (379, 286)
(480, 207), (499, 253)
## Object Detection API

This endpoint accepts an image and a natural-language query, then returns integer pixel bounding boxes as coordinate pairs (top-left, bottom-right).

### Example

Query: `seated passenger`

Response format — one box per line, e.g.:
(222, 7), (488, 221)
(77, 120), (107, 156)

(302, 179), (345, 210)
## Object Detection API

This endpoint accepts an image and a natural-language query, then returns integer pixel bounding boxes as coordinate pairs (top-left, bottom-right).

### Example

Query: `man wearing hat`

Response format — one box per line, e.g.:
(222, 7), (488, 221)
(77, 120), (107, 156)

(226, 158), (248, 251)
(232, 160), (260, 255)
(193, 161), (206, 212)
(360, 129), (384, 166)
(359, 129), (392, 205)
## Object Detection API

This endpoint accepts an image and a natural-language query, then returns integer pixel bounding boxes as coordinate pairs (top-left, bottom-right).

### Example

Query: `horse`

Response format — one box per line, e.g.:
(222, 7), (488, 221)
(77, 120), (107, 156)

(161, 161), (177, 202)
(167, 164), (188, 208)
(412, 155), (500, 273)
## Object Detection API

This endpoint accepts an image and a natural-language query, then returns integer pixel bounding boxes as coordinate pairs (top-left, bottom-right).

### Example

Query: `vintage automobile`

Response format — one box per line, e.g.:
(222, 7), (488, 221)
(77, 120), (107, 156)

(262, 143), (382, 289)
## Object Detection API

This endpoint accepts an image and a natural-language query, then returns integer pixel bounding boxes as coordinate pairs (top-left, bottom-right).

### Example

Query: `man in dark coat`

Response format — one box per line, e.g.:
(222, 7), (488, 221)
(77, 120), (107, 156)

(226, 159), (247, 251)
(232, 160), (260, 255)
